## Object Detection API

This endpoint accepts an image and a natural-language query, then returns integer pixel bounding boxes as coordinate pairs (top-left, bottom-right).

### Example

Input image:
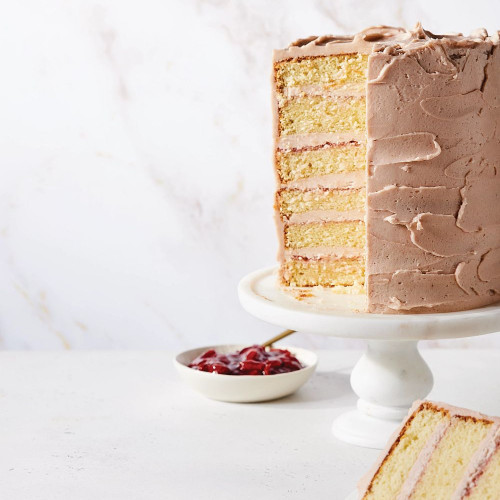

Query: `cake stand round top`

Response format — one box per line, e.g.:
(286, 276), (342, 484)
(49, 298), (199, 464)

(238, 266), (500, 341)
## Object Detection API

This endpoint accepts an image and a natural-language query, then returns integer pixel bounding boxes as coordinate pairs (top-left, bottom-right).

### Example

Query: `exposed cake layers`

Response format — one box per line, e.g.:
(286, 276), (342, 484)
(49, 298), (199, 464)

(272, 30), (397, 291)
(358, 401), (500, 499)
(273, 24), (500, 313)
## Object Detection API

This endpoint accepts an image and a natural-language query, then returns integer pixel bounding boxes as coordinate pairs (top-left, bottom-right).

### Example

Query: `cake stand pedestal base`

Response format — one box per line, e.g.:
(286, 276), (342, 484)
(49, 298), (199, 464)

(332, 339), (432, 448)
(238, 267), (500, 449)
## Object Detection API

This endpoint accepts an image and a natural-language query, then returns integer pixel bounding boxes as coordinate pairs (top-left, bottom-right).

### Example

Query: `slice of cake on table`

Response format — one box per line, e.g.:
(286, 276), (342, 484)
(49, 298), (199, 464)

(358, 400), (500, 499)
(272, 24), (500, 313)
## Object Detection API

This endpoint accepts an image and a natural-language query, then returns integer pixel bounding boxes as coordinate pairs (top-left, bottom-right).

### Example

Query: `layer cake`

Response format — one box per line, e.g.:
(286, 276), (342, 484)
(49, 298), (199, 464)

(273, 24), (500, 313)
(358, 400), (500, 499)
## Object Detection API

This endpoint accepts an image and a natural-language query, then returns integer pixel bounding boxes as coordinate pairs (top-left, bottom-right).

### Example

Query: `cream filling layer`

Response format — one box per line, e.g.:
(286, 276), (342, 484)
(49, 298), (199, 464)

(277, 132), (366, 150)
(284, 246), (364, 259)
(282, 171), (366, 189)
(280, 84), (365, 99)
(396, 419), (451, 500)
(286, 209), (365, 224)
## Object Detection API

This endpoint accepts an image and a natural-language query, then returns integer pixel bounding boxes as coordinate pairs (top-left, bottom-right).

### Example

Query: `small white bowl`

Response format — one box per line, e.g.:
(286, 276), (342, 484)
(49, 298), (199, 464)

(174, 344), (318, 403)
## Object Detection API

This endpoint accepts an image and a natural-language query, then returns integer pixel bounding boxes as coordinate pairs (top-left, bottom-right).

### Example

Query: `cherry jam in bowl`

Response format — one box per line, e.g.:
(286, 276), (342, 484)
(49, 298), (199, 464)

(174, 344), (318, 403)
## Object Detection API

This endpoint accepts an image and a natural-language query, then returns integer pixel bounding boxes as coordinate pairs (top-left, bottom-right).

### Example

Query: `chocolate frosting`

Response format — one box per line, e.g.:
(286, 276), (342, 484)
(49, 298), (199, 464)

(365, 24), (500, 313)
(273, 26), (408, 61)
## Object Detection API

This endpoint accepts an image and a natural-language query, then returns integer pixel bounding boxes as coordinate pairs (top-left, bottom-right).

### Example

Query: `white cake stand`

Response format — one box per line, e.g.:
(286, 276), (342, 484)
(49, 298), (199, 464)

(238, 266), (500, 449)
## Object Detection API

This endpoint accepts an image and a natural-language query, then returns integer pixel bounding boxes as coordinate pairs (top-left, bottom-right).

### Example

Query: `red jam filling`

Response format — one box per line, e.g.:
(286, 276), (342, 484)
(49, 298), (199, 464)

(188, 345), (303, 375)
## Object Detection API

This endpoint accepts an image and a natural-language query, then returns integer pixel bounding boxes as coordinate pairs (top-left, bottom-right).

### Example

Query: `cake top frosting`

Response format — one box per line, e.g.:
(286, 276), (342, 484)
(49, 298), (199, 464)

(274, 23), (499, 61)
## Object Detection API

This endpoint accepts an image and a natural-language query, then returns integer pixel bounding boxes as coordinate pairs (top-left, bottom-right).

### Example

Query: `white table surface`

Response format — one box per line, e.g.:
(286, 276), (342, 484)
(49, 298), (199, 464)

(0, 349), (499, 500)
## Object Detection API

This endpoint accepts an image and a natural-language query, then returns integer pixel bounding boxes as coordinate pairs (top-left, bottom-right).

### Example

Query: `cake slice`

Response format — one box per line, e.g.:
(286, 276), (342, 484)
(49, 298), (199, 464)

(273, 25), (500, 313)
(358, 400), (500, 499)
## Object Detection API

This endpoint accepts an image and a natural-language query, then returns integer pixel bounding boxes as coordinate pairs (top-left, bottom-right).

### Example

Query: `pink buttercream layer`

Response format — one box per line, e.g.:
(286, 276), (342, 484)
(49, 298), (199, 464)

(277, 132), (365, 150)
(287, 209), (365, 224)
(282, 85), (365, 99)
(396, 419), (452, 500)
(284, 246), (364, 259)
(282, 171), (366, 190)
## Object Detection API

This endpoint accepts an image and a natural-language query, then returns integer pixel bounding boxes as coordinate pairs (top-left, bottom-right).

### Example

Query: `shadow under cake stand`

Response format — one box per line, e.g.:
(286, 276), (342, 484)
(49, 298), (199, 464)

(238, 266), (500, 449)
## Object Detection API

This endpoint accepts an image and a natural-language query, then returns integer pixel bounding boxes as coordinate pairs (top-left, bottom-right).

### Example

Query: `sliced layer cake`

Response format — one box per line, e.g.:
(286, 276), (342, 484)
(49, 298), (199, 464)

(272, 25), (500, 313)
(274, 40), (371, 293)
(358, 400), (500, 499)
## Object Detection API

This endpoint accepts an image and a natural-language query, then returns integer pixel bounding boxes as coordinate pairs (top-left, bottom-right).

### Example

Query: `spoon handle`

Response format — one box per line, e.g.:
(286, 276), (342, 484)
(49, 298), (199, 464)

(261, 329), (296, 348)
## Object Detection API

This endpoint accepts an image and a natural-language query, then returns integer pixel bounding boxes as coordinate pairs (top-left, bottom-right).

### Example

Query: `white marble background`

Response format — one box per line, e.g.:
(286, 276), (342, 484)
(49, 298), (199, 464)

(0, 0), (499, 350)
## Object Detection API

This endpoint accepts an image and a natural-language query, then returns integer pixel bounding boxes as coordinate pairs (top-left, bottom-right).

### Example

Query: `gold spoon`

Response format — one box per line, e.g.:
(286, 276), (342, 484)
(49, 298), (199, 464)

(261, 329), (296, 348)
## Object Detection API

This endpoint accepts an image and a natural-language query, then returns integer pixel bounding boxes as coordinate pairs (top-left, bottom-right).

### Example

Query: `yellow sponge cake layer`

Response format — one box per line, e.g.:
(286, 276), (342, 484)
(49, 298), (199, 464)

(279, 96), (366, 136)
(467, 449), (500, 500)
(282, 257), (364, 287)
(277, 143), (366, 182)
(285, 221), (365, 250)
(411, 417), (493, 500)
(275, 54), (368, 91)
(362, 404), (446, 500)
(278, 188), (365, 217)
